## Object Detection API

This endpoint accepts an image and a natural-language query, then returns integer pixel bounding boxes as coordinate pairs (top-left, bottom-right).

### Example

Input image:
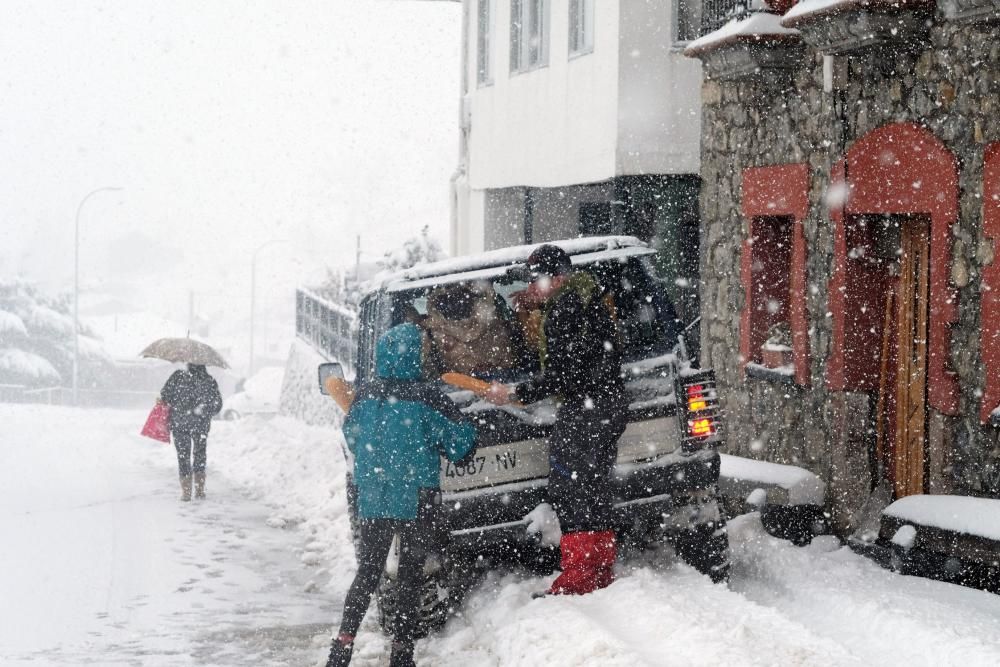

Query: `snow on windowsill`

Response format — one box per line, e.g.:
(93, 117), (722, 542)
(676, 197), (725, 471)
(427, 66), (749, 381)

(781, 0), (856, 23)
(884, 495), (1000, 543)
(719, 453), (826, 506)
(685, 12), (800, 55)
(746, 361), (796, 379)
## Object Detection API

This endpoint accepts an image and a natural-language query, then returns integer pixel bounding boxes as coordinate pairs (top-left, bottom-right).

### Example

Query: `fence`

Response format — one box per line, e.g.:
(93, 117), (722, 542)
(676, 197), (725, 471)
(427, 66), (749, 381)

(675, 0), (751, 42)
(295, 288), (358, 372)
(0, 384), (157, 409)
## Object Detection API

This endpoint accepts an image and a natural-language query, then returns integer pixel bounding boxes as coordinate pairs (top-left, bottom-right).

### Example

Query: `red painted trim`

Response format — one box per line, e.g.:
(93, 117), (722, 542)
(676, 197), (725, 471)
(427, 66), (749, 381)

(981, 143), (1000, 423)
(740, 163), (811, 385)
(827, 122), (959, 414)
(740, 238), (753, 369)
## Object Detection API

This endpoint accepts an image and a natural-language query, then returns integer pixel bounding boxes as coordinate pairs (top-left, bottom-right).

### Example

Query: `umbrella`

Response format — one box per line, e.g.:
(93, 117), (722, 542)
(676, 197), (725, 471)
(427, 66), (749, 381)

(140, 337), (229, 368)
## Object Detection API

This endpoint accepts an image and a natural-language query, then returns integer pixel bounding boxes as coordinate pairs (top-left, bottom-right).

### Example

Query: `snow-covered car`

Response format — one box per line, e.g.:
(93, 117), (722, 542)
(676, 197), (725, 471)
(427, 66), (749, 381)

(323, 236), (728, 635)
(220, 366), (285, 420)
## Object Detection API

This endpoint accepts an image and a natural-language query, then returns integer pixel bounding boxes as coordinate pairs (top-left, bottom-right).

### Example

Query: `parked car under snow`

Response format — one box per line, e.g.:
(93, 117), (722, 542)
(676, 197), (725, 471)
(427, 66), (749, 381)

(220, 366), (285, 420)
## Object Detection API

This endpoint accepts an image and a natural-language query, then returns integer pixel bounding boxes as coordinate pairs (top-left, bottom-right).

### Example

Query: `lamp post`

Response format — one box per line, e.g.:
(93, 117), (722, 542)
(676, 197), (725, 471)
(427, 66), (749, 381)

(249, 239), (289, 377)
(73, 186), (123, 405)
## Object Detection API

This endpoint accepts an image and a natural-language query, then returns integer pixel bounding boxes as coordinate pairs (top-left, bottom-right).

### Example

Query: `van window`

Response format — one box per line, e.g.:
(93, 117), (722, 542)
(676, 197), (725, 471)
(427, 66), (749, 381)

(386, 256), (680, 380)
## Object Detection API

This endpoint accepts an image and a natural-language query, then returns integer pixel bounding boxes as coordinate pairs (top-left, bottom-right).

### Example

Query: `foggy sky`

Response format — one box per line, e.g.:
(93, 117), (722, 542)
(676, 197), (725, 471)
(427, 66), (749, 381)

(0, 0), (460, 344)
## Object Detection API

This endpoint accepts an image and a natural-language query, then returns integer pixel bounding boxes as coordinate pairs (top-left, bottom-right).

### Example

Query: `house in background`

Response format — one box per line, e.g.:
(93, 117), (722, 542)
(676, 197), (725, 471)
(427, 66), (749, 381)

(685, 0), (1000, 530)
(451, 0), (707, 325)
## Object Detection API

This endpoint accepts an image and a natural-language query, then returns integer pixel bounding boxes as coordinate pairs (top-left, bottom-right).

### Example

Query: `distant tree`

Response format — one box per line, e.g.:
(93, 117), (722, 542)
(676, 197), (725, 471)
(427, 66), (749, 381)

(0, 279), (111, 388)
(377, 225), (447, 274)
(314, 226), (447, 310)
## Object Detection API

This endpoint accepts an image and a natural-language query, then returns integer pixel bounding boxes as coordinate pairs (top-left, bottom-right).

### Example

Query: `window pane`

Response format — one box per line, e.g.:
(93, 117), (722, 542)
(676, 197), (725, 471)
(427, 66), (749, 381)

(528, 0), (540, 65)
(477, 0), (492, 83)
(510, 0), (522, 71)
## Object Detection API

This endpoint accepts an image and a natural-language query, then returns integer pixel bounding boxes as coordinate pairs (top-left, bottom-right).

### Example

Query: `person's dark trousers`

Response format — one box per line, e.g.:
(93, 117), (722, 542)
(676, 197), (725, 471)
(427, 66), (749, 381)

(547, 402), (626, 532)
(171, 428), (208, 478)
(331, 510), (435, 665)
(546, 401), (626, 595)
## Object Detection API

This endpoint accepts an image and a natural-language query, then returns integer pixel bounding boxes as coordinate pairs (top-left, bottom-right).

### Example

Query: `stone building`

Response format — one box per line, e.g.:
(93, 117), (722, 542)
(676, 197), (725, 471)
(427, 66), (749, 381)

(685, 0), (1000, 530)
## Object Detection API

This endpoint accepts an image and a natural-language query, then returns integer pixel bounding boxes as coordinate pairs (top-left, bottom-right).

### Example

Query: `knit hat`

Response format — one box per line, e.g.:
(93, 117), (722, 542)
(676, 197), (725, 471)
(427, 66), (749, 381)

(525, 244), (571, 279)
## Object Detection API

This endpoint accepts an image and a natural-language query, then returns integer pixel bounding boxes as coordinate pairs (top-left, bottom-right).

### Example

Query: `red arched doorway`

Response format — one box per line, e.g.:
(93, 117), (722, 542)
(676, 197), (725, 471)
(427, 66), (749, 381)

(827, 122), (959, 498)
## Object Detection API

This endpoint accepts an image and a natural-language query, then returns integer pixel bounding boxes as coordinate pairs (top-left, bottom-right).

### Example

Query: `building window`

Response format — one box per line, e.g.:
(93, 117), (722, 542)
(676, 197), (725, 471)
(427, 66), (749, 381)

(981, 143), (1000, 423)
(579, 202), (613, 236)
(675, 0), (702, 43)
(740, 163), (811, 386)
(477, 0), (495, 85)
(745, 216), (794, 368)
(569, 0), (594, 56)
(511, 0), (549, 73)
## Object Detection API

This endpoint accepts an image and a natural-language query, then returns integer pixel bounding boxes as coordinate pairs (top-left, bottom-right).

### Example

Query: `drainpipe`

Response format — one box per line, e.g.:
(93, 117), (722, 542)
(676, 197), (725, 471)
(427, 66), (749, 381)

(524, 187), (535, 244)
(449, 0), (471, 256)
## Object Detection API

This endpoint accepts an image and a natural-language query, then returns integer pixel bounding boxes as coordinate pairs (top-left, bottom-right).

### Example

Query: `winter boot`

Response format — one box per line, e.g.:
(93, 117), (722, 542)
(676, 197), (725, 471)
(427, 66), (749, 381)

(325, 634), (353, 667)
(180, 475), (192, 502)
(388, 639), (416, 667)
(194, 472), (206, 499)
(593, 532), (617, 590)
(547, 531), (617, 595)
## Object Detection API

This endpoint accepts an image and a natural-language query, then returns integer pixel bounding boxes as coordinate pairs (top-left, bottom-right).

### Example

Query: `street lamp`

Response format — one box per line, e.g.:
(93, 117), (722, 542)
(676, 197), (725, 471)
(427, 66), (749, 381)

(249, 239), (289, 377)
(73, 186), (123, 405)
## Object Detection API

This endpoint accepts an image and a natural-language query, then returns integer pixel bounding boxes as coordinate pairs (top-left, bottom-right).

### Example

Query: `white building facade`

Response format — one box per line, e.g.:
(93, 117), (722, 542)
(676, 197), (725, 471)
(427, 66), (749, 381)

(451, 0), (704, 321)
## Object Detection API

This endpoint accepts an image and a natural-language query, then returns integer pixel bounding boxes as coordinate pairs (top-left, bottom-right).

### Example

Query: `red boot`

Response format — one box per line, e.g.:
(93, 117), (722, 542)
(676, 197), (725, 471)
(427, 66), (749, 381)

(548, 531), (617, 595)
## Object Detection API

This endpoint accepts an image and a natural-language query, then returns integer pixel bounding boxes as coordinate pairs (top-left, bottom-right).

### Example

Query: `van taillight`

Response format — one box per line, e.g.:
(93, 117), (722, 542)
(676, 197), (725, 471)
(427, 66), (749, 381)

(677, 371), (723, 451)
(689, 417), (714, 438)
(687, 385), (707, 412)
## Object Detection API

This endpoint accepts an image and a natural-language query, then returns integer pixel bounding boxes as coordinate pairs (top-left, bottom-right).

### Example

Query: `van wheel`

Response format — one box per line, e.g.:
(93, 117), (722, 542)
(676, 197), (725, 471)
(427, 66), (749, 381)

(672, 522), (730, 584)
(221, 409), (240, 420)
(376, 555), (481, 638)
(376, 571), (448, 639)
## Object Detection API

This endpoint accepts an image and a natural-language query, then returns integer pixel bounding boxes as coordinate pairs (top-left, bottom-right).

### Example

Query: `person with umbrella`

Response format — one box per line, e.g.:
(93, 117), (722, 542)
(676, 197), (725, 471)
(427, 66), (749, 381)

(142, 338), (226, 501)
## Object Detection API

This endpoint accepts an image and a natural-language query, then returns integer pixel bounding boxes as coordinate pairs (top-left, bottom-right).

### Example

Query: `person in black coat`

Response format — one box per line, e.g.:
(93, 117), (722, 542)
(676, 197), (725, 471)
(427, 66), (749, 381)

(486, 244), (627, 596)
(159, 364), (223, 501)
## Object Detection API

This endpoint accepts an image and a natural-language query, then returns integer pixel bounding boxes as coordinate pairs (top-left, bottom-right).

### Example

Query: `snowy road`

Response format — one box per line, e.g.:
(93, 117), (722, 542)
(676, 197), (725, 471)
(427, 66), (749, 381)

(3, 404), (1000, 666)
(0, 406), (333, 666)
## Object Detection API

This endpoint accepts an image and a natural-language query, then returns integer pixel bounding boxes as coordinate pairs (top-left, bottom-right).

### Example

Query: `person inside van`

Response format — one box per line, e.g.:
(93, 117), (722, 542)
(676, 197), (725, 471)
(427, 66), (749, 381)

(420, 281), (521, 377)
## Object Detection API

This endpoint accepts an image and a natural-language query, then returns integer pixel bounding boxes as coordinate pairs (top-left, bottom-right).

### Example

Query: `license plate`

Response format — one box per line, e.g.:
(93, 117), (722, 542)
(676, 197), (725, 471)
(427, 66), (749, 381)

(440, 440), (549, 492)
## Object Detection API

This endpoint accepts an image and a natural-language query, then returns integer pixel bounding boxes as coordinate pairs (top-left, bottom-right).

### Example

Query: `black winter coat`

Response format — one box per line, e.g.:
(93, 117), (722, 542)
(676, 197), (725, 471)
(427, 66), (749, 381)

(515, 271), (626, 410)
(161, 368), (223, 431)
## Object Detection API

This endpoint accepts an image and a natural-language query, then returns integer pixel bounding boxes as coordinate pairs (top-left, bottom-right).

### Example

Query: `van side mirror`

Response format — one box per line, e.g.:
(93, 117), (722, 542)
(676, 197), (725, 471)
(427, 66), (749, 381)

(317, 362), (344, 394)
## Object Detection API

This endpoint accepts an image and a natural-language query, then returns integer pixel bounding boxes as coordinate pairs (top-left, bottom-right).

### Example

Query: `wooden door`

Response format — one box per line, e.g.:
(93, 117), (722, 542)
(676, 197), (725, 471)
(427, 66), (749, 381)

(892, 218), (931, 497)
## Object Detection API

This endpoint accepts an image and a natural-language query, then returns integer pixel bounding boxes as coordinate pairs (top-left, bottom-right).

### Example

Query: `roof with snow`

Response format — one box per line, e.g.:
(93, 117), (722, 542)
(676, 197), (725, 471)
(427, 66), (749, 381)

(685, 12), (800, 56)
(367, 236), (656, 294)
(781, 0), (934, 25)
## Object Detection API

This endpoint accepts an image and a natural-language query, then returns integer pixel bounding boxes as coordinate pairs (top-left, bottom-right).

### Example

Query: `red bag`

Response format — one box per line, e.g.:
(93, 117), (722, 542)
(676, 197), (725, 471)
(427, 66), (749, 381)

(141, 402), (171, 443)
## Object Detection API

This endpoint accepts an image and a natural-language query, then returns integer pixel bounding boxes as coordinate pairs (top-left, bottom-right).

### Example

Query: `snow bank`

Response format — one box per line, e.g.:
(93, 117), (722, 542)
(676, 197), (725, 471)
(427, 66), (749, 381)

(883, 494), (1000, 543)
(719, 453), (826, 506)
(149, 408), (1000, 665)
(279, 339), (343, 427)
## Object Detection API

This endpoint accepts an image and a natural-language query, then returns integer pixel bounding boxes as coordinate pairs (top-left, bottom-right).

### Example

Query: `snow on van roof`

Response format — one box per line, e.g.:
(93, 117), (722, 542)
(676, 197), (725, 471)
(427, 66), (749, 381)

(370, 236), (651, 294)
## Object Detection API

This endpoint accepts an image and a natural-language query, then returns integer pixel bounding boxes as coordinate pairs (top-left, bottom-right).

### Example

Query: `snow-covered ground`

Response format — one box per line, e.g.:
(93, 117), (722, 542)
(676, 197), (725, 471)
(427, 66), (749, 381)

(3, 404), (1000, 666)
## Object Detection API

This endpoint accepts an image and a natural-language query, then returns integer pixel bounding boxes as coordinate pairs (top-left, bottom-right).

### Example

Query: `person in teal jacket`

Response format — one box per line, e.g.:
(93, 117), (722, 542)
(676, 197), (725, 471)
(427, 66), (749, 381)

(326, 323), (477, 667)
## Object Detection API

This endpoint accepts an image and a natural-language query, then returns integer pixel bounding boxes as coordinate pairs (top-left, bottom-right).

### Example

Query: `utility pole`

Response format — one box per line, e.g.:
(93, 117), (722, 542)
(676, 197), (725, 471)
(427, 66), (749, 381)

(249, 239), (289, 377)
(355, 235), (361, 281)
(73, 186), (122, 405)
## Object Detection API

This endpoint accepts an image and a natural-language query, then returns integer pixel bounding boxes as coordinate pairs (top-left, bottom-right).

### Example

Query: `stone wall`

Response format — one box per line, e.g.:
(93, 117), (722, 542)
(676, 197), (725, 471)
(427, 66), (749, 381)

(697, 17), (1000, 524)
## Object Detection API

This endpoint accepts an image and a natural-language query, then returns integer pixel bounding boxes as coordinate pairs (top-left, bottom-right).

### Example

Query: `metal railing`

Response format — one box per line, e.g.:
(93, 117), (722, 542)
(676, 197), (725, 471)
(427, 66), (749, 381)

(702, 0), (752, 35)
(675, 0), (753, 42)
(0, 384), (157, 409)
(295, 288), (358, 372)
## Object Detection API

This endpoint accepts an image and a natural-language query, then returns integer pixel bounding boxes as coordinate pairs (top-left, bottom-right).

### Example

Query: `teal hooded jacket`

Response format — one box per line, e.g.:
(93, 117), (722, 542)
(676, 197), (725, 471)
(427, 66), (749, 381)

(343, 323), (477, 520)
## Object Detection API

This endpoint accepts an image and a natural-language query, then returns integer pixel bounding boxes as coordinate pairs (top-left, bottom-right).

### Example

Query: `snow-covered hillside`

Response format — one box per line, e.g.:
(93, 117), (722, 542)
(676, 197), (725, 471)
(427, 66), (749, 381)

(3, 404), (1000, 666)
